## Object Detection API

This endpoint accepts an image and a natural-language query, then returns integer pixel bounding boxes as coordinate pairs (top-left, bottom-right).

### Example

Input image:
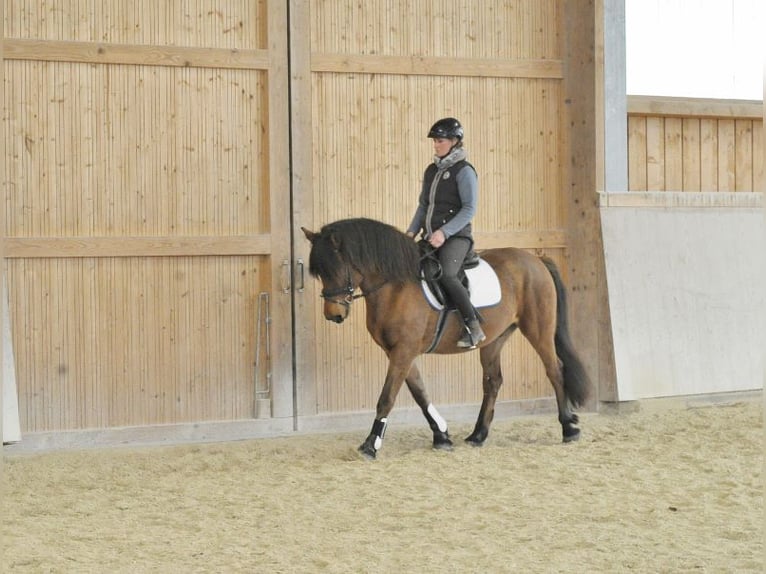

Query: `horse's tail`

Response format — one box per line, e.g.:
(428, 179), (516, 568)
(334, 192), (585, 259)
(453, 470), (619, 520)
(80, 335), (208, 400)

(541, 257), (591, 408)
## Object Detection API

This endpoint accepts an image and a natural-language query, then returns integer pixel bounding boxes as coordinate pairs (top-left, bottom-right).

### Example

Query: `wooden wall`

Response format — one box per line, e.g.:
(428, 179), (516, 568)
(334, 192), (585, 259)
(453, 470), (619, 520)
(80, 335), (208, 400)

(291, 0), (582, 418)
(627, 96), (763, 192)
(4, 0), (602, 439)
(3, 0), (294, 433)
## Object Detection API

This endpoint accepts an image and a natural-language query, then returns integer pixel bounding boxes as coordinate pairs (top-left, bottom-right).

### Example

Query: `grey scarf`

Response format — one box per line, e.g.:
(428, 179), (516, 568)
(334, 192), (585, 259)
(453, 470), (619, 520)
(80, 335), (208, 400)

(433, 146), (467, 170)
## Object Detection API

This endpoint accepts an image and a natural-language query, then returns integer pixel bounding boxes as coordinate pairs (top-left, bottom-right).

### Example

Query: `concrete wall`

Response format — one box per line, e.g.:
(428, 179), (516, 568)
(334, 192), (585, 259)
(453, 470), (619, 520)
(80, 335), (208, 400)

(600, 192), (764, 400)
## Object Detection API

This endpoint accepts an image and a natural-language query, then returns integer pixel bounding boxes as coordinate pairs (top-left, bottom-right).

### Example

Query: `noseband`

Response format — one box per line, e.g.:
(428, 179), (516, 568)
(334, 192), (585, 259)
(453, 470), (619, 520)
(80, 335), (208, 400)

(320, 265), (384, 307)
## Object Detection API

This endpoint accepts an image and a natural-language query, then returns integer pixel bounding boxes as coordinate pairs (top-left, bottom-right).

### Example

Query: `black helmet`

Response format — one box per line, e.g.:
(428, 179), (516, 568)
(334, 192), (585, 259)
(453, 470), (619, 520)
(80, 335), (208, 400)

(428, 117), (463, 141)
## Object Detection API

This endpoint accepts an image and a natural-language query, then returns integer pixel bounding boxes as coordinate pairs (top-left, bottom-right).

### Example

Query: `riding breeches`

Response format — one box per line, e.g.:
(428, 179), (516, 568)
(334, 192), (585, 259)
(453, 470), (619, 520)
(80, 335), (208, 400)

(437, 237), (475, 322)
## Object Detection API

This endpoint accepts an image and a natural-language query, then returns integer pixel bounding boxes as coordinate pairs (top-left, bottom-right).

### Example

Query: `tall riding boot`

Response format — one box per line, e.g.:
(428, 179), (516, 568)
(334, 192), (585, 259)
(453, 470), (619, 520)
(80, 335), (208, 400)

(457, 318), (485, 349)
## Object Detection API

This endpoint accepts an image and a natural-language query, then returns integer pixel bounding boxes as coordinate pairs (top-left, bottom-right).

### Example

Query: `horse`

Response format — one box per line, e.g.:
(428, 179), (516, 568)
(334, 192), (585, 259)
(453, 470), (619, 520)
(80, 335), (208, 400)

(302, 217), (591, 459)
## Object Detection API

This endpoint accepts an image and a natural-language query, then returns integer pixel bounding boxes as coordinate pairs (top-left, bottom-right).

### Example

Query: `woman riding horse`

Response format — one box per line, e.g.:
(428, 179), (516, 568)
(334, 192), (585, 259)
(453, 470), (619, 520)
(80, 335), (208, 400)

(406, 118), (485, 349)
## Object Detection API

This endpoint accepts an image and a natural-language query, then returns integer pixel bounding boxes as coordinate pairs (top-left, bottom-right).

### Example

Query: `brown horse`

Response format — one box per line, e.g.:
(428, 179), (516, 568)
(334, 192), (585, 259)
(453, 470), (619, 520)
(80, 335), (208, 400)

(302, 218), (590, 459)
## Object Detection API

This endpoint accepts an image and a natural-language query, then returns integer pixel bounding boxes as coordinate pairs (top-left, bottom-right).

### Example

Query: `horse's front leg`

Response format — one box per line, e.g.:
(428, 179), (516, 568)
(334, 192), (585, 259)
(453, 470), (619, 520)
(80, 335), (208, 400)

(358, 352), (414, 460)
(404, 362), (453, 451)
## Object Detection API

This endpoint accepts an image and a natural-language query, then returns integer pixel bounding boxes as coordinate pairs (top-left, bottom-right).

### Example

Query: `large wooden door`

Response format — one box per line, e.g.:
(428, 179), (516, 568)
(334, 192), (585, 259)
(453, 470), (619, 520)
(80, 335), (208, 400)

(4, 1), (597, 440)
(290, 0), (570, 425)
(4, 1), (293, 433)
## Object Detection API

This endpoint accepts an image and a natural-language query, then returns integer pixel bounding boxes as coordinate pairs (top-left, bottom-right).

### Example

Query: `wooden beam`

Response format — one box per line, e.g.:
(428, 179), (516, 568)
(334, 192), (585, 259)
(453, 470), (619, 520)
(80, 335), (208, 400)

(474, 230), (568, 250)
(3, 38), (270, 70)
(564, 0), (615, 406)
(289, 0), (318, 419)
(628, 95), (762, 120)
(4, 235), (271, 258)
(265, 0), (294, 421)
(311, 53), (564, 79)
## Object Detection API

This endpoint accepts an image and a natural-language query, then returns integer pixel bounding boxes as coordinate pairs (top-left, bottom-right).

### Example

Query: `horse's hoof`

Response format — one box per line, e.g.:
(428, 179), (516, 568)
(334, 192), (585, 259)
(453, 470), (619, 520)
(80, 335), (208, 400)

(357, 443), (377, 460)
(432, 431), (453, 451)
(562, 428), (581, 443)
(464, 435), (485, 447)
(433, 440), (454, 452)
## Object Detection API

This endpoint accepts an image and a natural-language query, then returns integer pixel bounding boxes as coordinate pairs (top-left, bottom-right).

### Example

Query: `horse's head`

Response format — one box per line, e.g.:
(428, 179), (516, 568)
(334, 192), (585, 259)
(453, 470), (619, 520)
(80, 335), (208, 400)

(302, 226), (359, 324)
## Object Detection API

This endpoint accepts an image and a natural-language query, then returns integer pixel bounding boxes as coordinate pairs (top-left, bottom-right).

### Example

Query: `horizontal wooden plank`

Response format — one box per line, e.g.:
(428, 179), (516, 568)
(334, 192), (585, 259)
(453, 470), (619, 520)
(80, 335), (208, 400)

(627, 95), (762, 120)
(474, 230), (567, 250)
(312, 53), (563, 79)
(5, 235), (272, 258)
(3, 38), (270, 70)
(599, 191), (763, 209)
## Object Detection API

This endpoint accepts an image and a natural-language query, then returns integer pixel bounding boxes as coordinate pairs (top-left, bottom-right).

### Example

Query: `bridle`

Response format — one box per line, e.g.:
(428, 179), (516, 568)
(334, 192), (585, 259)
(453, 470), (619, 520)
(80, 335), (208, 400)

(319, 263), (385, 308)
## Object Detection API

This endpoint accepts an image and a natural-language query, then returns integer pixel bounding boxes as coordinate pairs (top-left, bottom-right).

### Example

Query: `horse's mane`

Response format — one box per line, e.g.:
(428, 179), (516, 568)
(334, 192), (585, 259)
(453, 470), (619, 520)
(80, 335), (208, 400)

(308, 218), (420, 283)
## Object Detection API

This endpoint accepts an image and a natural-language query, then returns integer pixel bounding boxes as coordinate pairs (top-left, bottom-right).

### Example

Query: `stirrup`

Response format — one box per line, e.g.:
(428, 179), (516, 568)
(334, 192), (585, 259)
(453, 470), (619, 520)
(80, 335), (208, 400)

(457, 321), (485, 349)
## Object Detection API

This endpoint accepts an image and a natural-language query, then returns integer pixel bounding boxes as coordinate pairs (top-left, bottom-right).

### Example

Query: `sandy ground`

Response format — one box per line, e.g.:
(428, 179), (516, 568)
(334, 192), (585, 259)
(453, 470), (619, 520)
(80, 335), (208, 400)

(2, 399), (762, 573)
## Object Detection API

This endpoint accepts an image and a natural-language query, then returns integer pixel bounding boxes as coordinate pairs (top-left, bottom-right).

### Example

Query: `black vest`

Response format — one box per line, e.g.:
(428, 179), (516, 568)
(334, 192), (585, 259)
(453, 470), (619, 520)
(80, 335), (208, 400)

(423, 160), (474, 240)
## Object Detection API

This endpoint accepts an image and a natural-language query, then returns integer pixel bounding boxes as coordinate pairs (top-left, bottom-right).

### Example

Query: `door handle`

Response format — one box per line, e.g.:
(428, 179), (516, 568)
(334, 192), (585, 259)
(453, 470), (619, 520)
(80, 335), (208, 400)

(297, 259), (305, 293)
(281, 259), (291, 293)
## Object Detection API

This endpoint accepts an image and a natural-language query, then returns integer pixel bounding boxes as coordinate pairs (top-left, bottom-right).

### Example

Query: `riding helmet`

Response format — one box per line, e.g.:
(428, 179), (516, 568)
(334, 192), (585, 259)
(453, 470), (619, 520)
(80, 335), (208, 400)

(427, 117), (464, 141)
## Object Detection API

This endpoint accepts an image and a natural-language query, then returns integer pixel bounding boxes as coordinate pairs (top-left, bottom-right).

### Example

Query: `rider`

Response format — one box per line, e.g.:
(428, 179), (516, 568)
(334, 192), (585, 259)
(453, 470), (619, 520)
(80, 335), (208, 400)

(406, 117), (485, 349)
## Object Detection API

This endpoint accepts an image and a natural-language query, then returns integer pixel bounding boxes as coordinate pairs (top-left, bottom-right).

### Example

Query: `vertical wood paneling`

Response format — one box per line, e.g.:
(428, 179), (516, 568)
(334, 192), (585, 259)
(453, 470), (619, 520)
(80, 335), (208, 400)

(310, 0), (560, 60)
(699, 119), (718, 190)
(734, 120), (753, 191)
(9, 256), (264, 431)
(626, 100), (762, 193)
(627, 116), (646, 190)
(753, 121), (763, 191)
(645, 117), (665, 190)
(5, 0), (266, 49)
(6, 62), (266, 238)
(307, 1), (567, 414)
(718, 119), (737, 191)
(664, 118), (683, 190)
(6, 0), (597, 431)
(314, 74), (564, 412)
(681, 118), (700, 191)
(5, 1), (277, 432)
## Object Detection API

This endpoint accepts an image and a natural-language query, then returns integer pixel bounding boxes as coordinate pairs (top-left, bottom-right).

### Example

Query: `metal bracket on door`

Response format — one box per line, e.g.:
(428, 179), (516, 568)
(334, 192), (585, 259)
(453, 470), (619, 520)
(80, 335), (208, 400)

(296, 259), (305, 293)
(281, 259), (291, 293)
(254, 292), (272, 419)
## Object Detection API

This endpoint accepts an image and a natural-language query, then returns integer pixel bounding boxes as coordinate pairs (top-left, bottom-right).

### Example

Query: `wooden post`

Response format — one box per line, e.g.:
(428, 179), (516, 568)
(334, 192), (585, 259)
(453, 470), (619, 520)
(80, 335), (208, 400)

(289, 0), (318, 420)
(563, 0), (617, 406)
(266, 0), (294, 420)
(1, 1), (21, 443)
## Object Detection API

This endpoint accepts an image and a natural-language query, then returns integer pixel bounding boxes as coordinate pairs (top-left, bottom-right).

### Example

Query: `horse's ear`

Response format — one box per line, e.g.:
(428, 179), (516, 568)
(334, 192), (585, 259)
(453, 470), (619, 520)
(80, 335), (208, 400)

(301, 227), (318, 243)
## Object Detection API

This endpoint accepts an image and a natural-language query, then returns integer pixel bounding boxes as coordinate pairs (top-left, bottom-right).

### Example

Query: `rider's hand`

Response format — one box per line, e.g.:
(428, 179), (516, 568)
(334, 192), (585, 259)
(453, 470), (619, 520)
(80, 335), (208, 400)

(429, 229), (446, 248)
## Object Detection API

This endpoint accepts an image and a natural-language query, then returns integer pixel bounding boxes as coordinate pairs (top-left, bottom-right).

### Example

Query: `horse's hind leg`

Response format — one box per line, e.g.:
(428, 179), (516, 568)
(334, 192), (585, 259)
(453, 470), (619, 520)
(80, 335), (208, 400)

(405, 363), (453, 451)
(466, 326), (515, 446)
(521, 320), (580, 442)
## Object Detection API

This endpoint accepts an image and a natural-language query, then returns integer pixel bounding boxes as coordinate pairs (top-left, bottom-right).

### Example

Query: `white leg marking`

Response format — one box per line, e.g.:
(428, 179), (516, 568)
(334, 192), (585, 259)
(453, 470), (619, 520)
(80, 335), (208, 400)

(427, 403), (448, 433)
(374, 417), (388, 450)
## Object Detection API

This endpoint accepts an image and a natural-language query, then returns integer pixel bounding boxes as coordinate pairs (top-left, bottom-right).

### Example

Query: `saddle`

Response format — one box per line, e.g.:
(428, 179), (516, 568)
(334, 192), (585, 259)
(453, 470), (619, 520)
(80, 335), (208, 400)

(418, 240), (479, 307)
(417, 241), (502, 352)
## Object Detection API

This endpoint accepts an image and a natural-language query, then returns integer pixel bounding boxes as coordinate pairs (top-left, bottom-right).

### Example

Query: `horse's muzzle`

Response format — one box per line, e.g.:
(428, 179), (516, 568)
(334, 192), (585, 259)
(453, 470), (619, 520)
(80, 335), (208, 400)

(323, 297), (350, 324)
(324, 304), (348, 324)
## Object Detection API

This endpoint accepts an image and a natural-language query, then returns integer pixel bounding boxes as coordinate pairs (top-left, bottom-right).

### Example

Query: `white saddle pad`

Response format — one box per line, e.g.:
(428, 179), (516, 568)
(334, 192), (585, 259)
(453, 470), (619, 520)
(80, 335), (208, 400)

(421, 258), (502, 310)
